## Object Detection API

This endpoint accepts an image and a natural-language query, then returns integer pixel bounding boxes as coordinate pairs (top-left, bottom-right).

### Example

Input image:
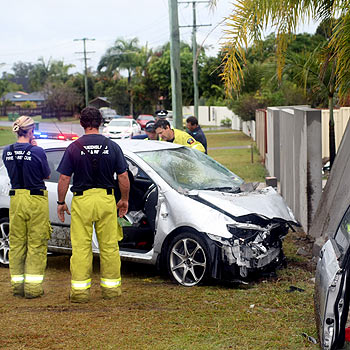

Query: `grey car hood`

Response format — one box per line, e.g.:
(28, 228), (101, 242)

(191, 187), (297, 223)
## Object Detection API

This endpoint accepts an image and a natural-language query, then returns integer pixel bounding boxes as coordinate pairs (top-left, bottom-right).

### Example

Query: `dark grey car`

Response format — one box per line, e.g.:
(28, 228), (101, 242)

(315, 205), (350, 349)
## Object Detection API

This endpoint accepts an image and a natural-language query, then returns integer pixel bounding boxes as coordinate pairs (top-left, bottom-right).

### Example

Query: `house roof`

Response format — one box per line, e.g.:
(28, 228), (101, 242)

(2, 91), (45, 102)
(89, 96), (109, 103)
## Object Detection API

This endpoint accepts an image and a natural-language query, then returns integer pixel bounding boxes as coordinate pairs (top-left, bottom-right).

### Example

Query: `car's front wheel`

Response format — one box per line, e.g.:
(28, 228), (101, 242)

(167, 231), (211, 287)
(0, 217), (10, 267)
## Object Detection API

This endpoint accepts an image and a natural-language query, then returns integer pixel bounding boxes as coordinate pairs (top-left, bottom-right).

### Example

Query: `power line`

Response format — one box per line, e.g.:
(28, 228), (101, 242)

(178, 0), (211, 119)
(74, 38), (95, 107)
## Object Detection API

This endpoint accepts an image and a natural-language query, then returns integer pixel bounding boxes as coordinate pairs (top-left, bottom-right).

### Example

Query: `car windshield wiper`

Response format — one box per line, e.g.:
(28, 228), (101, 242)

(201, 186), (240, 193)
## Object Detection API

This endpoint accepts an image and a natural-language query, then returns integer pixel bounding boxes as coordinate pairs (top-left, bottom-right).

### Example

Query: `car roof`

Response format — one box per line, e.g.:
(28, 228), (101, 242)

(109, 118), (133, 122)
(35, 138), (183, 153)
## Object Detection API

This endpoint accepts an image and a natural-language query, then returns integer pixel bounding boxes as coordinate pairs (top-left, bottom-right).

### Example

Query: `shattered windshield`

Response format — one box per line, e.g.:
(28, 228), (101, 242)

(137, 147), (244, 192)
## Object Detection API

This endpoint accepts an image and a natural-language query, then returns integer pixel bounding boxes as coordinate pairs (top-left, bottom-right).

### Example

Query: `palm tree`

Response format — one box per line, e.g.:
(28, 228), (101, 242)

(98, 38), (148, 116)
(214, 0), (350, 167)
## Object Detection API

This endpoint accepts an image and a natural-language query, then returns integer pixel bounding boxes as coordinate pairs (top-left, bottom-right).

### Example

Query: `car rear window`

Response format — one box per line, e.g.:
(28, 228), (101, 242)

(334, 205), (350, 254)
(45, 149), (67, 183)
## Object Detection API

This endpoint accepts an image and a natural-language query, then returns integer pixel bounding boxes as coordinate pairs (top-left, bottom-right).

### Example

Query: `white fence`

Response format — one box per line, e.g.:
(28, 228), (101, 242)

(183, 106), (239, 127)
(242, 120), (256, 140)
(321, 107), (350, 158)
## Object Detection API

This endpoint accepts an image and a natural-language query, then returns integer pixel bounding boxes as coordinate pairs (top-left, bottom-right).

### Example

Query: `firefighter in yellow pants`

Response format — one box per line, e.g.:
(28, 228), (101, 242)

(2, 116), (51, 298)
(70, 189), (123, 301)
(57, 106), (130, 303)
(9, 190), (50, 297)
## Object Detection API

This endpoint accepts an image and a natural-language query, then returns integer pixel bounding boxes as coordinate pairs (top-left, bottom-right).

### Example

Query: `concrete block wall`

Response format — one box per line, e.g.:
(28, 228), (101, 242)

(265, 107), (281, 180)
(242, 120), (256, 141)
(310, 118), (350, 254)
(258, 106), (322, 233)
(255, 109), (267, 162)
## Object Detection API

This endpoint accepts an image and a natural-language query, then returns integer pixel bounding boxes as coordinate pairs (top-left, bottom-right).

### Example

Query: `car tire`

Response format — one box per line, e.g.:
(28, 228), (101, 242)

(166, 231), (211, 287)
(0, 217), (10, 267)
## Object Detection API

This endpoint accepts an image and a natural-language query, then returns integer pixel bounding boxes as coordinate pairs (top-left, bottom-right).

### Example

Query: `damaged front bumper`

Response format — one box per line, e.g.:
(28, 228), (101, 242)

(207, 220), (290, 280)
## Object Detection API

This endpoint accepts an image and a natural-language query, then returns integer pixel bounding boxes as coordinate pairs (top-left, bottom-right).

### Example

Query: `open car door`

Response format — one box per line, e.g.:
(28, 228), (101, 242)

(315, 204), (350, 350)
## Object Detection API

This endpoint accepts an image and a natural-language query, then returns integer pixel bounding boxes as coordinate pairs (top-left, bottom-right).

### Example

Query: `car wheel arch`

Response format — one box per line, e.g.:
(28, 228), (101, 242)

(0, 208), (9, 220)
(0, 214), (10, 267)
(158, 226), (215, 286)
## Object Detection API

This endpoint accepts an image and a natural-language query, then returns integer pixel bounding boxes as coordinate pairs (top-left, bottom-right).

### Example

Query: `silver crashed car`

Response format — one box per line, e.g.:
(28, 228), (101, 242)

(315, 205), (350, 349)
(0, 139), (297, 286)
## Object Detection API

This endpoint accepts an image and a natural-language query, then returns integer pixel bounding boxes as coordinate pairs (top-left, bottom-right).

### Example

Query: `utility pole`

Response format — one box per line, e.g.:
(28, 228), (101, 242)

(179, 1), (210, 119)
(74, 38), (95, 107)
(168, 0), (183, 129)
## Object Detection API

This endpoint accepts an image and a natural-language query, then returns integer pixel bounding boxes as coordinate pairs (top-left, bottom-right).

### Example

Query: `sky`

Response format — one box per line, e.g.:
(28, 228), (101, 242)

(0, 0), (319, 76)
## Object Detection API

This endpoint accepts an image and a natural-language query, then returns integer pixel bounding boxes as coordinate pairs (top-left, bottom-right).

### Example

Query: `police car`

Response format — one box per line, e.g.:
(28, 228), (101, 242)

(0, 139), (297, 286)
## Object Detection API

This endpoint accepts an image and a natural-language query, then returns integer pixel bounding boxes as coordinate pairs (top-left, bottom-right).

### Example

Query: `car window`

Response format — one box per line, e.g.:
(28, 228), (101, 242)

(126, 158), (149, 180)
(137, 147), (244, 192)
(334, 205), (350, 254)
(45, 149), (66, 183)
(109, 120), (130, 127)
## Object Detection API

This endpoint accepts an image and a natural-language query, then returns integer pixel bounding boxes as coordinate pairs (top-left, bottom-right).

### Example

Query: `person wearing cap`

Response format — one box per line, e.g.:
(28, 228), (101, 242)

(186, 116), (208, 154)
(155, 109), (168, 120)
(2, 116), (51, 298)
(154, 119), (205, 153)
(144, 120), (158, 140)
(57, 106), (130, 303)
(131, 120), (158, 140)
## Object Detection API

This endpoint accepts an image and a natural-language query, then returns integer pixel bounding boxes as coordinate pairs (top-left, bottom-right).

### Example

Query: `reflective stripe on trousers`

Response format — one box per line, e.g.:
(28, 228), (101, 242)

(100, 278), (121, 288)
(70, 188), (122, 299)
(25, 274), (44, 283)
(71, 279), (92, 290)
(11, 274), (24, 283)
(9, 190), (49, 293)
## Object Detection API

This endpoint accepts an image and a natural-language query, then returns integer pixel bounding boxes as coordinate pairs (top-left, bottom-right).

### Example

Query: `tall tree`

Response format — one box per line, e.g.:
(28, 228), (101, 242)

(98, 38), (147, 116)
(215, 0), (350, 167)
(43, 82), (83, 120)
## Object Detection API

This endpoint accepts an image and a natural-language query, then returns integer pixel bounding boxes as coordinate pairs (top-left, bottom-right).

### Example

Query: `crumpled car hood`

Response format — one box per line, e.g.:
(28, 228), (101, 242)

(192, 187), (297, 223)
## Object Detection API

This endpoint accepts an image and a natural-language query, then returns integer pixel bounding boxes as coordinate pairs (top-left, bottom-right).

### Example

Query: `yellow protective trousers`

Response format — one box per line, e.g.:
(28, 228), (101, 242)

(9, 189), (50, 298)
(70, 188), (123, 302)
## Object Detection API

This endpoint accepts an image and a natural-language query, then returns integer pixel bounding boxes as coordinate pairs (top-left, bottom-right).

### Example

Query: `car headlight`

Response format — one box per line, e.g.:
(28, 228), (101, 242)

(226, 224), (264, 243)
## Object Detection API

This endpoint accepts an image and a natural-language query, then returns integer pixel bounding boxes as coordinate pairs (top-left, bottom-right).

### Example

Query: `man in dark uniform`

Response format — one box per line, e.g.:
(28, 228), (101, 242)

(2, 116), (51, 298)
(57, 106), (130, 303)
(186, 116), (208, 153)
(132, 121), (158, 140)
(155, 109), (168, 120)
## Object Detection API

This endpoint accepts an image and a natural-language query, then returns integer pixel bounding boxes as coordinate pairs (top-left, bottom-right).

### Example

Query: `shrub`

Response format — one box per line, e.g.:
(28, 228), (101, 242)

(220, 117), (232, 127)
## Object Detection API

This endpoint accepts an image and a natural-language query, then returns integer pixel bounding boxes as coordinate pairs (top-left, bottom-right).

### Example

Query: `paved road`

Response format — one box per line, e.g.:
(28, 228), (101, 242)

(0, 121), (86, 136)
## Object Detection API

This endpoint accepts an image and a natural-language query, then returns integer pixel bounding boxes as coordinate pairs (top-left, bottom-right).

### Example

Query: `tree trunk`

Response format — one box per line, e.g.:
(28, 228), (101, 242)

(130, 91), (134, 117)
(329, 95), (336, 168)
(127, 70), (133, 117)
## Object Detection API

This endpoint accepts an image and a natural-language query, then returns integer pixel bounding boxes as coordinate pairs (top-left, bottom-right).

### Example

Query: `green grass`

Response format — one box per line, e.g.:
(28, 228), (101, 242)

(0, 127), (16, 146)
(0, 130), (319, 350)
(207, 132), (267, 182)
(0, 239), (318, 350)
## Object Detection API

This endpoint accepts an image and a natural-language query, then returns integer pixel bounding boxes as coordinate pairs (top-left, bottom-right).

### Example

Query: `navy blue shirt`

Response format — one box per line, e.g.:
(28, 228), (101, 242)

(57, 134), (128, 192)
(188, 126), (207, 154)
(2, 142), (50, 190)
